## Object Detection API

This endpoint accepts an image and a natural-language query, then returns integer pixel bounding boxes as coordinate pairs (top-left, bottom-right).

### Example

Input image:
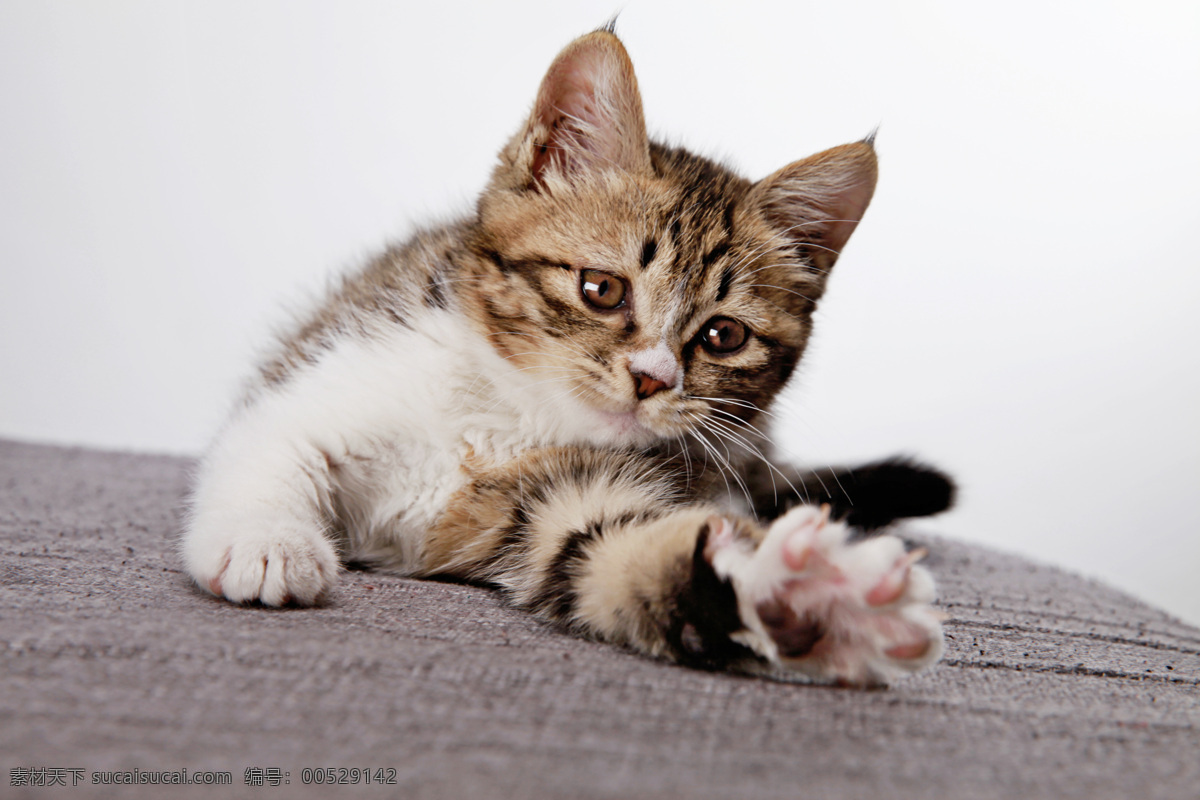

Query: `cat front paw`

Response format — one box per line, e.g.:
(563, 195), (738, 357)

(707, 505), (944, 686)
(184, 518), (339, 606)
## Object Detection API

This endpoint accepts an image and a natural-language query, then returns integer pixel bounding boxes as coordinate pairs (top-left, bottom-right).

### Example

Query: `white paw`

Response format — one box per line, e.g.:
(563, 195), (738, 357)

(708, 505), (944, 686)
(184, 519), (339, 606)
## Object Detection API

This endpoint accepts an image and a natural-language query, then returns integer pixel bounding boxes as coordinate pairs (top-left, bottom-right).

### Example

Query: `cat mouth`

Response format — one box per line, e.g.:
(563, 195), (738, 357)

(592, 404), (686, 444)
(576, 384), (681, 443)
(595, 408), (648, 436)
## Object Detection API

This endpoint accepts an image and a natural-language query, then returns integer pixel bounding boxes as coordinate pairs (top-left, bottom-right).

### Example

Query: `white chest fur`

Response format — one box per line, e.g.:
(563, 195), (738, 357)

(194, 308), (605, 575)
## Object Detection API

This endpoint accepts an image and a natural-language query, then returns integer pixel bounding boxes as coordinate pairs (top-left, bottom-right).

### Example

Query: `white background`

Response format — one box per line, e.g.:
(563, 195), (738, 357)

(2, 1), (1197, 625)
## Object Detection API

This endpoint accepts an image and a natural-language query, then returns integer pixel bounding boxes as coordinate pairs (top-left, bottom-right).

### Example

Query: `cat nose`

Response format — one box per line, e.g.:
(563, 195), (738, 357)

(631, 370), (673, 400)
(628, 342), (680, 401)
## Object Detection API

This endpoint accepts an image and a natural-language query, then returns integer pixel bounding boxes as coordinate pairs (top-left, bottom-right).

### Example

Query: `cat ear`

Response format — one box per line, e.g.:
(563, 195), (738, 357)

(516, 31), (652, 189)
(747, 141), (878, 273)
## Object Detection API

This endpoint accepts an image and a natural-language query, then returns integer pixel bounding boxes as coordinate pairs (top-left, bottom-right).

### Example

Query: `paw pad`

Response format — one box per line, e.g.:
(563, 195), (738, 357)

(709, 505), (944, 685)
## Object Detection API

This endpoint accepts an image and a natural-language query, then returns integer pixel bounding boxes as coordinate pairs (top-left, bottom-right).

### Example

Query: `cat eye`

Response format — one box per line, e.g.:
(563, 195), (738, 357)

(580, 269), (628, 310)
(699, 317), (748, 355)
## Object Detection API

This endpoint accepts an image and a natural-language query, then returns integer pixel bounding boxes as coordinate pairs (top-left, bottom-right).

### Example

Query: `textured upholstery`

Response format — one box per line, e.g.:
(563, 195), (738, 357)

(2, 439), (1197, 799)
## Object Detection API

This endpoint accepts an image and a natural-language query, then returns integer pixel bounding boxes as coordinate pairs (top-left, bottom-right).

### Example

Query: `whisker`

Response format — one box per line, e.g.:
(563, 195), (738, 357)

(702, 412), (803, 506)
(687, 394), (784, 425)
(683, 411), (755, 510)
(729, 218), (855, 277)
(743, 283), (818, 303)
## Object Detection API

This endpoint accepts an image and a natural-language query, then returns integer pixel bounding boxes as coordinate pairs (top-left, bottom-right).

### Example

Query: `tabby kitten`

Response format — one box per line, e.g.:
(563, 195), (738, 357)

(183, 29), (952, 685)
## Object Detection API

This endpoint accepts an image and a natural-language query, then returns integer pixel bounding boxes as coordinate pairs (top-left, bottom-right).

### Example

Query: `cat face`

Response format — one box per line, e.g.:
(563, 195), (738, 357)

(459, 31), (877, 448)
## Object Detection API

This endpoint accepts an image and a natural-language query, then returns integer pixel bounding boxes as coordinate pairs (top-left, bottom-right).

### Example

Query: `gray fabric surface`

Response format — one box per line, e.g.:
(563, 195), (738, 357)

(1, 438), (1197, 799)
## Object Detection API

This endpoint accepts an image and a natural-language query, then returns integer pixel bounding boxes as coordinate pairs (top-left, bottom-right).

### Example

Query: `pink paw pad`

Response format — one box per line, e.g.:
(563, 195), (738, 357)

(709, 505), (944, 686)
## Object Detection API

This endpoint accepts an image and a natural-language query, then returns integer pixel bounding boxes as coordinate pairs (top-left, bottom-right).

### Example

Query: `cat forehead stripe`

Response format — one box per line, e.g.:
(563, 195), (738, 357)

(640, 239), (658, 269)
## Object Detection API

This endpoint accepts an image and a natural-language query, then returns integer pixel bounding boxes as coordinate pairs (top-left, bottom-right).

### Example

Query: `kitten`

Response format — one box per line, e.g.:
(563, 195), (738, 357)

(183, 29), (953, 685)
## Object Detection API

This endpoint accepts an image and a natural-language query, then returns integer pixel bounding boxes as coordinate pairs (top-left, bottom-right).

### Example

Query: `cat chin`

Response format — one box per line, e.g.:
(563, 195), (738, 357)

(585, 407), (686, 449)
(588, 408), (657, 447)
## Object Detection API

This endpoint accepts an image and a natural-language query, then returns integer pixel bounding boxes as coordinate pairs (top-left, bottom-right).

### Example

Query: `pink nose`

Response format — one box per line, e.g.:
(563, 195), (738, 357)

(631, 369), (673, 400)
(628, 344), (679, 401)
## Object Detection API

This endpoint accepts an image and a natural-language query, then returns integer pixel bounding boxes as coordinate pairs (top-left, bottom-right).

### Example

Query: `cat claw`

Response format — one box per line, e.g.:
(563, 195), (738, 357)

(708, 505), (944, 686)
(865, 547), (927, 607)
